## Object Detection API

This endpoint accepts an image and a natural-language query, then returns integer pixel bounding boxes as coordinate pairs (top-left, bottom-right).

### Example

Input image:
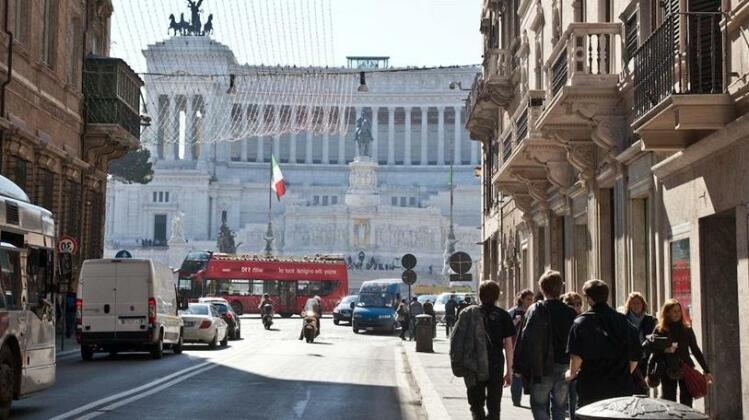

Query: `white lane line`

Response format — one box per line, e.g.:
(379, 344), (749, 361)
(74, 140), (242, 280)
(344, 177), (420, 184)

(50, 345), (252, 420)
(48, 360), (214, 420)
(293, 387), (311, 418)
(75, 363), (220, 420)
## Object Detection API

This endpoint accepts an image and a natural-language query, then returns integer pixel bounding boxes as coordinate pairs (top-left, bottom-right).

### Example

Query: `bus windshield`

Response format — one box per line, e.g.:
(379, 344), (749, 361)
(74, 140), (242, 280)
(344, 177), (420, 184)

(358, 292), (393, 308)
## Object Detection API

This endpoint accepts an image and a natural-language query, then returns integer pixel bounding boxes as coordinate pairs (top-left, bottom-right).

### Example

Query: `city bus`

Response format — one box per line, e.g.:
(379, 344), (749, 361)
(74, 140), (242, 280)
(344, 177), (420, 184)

(179, 253), (348, 317)
(0, 176), (57, 415)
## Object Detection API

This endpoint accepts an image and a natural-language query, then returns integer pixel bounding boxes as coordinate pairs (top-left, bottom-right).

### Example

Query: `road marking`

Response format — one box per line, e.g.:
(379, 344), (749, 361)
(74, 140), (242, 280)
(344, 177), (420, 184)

(49, 347), (251, 420)
(293, 387), (311, 418)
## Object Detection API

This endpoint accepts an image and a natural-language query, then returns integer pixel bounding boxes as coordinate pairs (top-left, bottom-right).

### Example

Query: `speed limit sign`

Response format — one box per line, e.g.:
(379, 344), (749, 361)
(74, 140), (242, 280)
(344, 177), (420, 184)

(57, 235), (78, 255)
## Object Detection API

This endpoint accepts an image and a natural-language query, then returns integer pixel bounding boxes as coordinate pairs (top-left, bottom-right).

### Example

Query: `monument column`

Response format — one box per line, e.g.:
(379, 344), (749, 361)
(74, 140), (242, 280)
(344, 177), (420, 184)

(322, 107), (330, 163)
(404, 107), (412, 166)
(256, 104), (265, 162)
(289, 106), (298, 163)
(420, 107), (428, 166)
(338, 106), (346, 164)
(471, 136), (479, 164)
(164, 96), (175, 160)
(387, 107), (395, 165)
(437, 106), (445, 165)
(185, 96), (195, 160)
(240, 104), (248, 161)
(371, 107), (379, 162)
(453, 106), (462, 165)
(272, 104), (280, 158)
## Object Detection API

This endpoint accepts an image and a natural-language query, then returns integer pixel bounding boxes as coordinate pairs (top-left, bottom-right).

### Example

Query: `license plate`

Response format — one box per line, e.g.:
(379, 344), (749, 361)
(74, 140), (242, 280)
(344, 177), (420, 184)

(184, 321), (195, 327)
(120, 318), (143, 325)
(366, 327), (374, 331)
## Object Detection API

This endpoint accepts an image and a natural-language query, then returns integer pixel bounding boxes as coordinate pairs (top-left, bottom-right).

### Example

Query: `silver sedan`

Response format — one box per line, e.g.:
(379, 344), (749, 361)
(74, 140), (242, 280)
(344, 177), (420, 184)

(179, 303), (229, 349)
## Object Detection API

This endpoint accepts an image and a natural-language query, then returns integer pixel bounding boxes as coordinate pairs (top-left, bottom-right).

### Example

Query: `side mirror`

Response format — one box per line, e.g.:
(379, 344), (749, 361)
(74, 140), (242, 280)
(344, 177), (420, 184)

(350, 302), (355, 310)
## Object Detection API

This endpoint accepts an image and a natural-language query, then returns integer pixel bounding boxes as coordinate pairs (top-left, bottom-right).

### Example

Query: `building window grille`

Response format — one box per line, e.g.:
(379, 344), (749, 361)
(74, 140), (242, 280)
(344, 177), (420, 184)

(391, 197), (397, 206)
(331, 196), (338, 205)
(400, 197), (407, 207)
(409, 197), (416, 207)
(153, 192), (157, 202)
(625, 12), (639, 62)
(322, 196), (329, 206)
(13, 0), (29, 46)
(41, 0), (57, 67)
(313, 196), (320, 205)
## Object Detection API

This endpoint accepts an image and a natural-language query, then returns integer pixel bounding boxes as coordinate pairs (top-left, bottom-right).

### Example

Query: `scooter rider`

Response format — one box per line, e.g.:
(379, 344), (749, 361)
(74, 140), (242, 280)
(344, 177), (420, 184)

(299, 296), (322, 340)
(258, 293), (273, 310)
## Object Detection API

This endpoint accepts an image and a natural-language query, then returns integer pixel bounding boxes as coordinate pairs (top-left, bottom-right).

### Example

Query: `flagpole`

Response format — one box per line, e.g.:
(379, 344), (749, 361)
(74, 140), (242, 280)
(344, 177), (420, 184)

(263, 150), (274, 256)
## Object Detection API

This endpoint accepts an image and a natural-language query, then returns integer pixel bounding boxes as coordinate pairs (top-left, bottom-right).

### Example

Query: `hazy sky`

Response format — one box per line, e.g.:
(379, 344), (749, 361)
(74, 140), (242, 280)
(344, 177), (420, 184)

(111, 0), (483, 72)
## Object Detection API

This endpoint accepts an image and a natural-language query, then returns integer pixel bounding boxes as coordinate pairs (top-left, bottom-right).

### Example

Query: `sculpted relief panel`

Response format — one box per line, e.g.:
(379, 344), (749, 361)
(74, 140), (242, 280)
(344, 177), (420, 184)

(375, 224), (440, 251)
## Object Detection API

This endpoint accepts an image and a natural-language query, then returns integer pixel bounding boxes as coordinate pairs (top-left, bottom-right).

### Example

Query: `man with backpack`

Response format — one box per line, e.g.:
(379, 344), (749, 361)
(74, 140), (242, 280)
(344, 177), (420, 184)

(513, 270), (576, 420)
(565, 279), (640, 408)
(450, 281), (515, 420)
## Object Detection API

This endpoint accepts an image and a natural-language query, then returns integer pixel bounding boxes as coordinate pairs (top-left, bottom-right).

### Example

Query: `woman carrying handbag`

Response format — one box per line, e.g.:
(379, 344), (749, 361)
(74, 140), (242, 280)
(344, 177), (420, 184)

(646, 299), (713, 406)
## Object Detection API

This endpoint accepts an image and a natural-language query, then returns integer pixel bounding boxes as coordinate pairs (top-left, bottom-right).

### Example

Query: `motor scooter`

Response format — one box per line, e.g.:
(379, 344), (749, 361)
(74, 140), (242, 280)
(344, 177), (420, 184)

(262, 304), (274, 330)
(301, 310), (318, 343)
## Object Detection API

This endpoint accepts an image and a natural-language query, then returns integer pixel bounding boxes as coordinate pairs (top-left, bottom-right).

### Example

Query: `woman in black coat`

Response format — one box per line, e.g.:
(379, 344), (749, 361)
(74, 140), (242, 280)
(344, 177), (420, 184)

(647, 299), (713, 406)
(624, 293), (656, 373)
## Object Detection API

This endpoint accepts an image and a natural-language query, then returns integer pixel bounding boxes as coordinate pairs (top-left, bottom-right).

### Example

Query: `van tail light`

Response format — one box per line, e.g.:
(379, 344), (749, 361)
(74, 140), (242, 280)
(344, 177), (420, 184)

(148, 298), (157, 325)
(199, 320), (212, 329)
(75, 299), (83, 325)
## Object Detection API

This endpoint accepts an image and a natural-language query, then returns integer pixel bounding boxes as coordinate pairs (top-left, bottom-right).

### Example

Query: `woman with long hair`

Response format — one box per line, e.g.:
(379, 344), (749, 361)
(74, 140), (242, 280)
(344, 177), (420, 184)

(648, 299), (713, 406)
(624, 292), (656, 392)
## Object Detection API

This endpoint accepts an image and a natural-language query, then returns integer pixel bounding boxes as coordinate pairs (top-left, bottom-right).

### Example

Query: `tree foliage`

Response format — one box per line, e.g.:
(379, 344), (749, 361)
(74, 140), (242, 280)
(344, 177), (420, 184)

(108, 147), (153, 184)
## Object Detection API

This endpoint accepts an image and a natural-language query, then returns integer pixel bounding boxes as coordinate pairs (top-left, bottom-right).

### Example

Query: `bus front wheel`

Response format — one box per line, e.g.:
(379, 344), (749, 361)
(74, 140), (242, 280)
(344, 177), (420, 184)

(0, 345), (16, 419)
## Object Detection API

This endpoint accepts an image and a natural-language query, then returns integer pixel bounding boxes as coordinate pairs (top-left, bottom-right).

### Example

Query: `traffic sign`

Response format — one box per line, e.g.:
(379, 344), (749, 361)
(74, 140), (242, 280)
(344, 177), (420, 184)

(57, 236), (78, 255)
(450, 273), (473, 282)
(449, 251), (472, 274)
(401, 269), (417, 285)
(115, 250), (133, 259)
(401, 253), (417, 270)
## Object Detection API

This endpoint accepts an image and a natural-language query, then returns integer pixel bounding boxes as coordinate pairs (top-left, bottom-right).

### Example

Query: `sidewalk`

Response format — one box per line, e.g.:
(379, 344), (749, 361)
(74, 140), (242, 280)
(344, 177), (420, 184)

(403, 335), (533, 420)
(55, 334), (79, 357)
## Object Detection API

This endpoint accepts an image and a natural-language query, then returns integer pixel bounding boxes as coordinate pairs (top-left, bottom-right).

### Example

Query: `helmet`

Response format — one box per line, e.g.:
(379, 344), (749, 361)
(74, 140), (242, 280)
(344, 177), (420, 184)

(263, 293), (269, 298)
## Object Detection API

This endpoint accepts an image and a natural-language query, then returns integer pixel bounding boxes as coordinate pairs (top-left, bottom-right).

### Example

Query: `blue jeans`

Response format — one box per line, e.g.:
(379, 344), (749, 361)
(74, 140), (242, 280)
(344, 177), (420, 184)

(569, 380), (578, 420)
(530, 363), (569, 420)
(511, 374), (524, 405)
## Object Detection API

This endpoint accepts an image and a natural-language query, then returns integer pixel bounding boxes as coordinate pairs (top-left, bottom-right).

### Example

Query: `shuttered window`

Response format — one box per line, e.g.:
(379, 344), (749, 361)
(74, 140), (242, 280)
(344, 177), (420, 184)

(625, 12), (639, 61)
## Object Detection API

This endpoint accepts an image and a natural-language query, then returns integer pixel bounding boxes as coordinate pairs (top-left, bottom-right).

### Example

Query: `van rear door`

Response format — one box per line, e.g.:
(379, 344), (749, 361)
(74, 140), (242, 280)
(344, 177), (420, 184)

(80, 261), (118, 333)
(115, 260), (151, 334)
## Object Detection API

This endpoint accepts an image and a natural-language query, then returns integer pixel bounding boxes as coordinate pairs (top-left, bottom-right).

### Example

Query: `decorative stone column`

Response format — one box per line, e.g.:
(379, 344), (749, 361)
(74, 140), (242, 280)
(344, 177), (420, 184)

(421, 107), (428, 165)
(256, 104), (265, 162)
(404, 107), (412, 165)
(185, 96), (195, 161)
(338, 106), (346, 164)
(322, 107), (331, 163)
(371, 107), (379, 162)
(453, 106), (462, 164)
(240, 104), (248, 162)
(289, 106), (298, 163)
(387, 107), (395, 165)
(272, 105), (280, 158)
(437, 107), (445, 165)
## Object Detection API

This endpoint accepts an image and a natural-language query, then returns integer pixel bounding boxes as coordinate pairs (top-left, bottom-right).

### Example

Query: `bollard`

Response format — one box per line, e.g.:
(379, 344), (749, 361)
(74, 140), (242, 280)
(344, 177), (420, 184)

(576, 395), (709, 420)
(415, 314), (433, 353)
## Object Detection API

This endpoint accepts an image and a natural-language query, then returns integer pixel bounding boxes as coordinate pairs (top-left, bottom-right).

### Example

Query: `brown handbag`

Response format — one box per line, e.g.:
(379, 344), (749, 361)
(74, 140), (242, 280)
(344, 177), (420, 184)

(681, 362), (707, 399)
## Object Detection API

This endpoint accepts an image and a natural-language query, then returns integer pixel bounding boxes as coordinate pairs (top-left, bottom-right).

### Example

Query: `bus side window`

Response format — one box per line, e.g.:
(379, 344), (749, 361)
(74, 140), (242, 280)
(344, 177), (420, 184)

(26, 248), (51, 310)
(0, 249), (22, 310)
(297, 281), (310, 296)
(263, 280), (278, 296)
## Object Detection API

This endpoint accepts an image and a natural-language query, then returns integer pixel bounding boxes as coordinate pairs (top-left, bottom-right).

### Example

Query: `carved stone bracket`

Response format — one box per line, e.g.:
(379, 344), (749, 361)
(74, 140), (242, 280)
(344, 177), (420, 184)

(564, 141), (596, 183)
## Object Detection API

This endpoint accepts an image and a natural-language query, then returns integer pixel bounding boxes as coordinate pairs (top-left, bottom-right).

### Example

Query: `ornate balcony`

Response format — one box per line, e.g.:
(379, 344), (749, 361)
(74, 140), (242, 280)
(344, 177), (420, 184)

(537, 23), (623, 130)
(465, 49), (515, 142)
(83, 57), (143, 170)
(632, 12), (734, 150)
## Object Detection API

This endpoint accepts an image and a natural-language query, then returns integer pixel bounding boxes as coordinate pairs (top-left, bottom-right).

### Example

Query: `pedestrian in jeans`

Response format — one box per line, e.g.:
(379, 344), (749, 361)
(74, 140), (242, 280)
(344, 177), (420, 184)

(451, 281), (514, 420)
(565, 280), (640, 408)
(396, 299), (409, 340)
(514, 270), (576, 420)
(646, 299), (713, 406)
(561, 292), (583, 419)
(508, 289), (534, 407)
(623, 292), (656, 395)
(408, 297), (423, 341)
(445, 294), (458, 337)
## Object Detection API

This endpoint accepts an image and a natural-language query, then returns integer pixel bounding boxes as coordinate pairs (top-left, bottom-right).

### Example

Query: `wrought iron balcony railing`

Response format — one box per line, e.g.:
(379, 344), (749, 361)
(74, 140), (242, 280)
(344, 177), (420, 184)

(83, 57), (143, 139)
(545, 23), (622, 100)
(501, 128), (513, 163)
(633, 12), (724, 119)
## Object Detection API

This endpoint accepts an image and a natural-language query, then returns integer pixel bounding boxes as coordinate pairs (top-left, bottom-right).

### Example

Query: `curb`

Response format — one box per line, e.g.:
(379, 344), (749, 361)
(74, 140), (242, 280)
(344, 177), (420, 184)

(402, 342), (452, 420)
(56, 348), (80, 358)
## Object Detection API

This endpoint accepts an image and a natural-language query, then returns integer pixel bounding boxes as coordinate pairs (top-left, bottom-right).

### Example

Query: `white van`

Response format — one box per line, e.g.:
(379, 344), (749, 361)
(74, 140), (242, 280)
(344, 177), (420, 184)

(77, 258), (183, 360)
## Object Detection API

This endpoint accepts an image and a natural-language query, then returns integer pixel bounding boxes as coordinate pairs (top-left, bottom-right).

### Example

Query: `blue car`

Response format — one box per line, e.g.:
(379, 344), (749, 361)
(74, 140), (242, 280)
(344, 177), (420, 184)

(333, 295), (359, 325)
(352, 279), (409, 334)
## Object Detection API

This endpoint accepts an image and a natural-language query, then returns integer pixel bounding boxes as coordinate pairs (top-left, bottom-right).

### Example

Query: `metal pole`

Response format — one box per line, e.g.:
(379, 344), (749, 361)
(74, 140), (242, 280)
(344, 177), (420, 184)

(263, 140), (274, 256)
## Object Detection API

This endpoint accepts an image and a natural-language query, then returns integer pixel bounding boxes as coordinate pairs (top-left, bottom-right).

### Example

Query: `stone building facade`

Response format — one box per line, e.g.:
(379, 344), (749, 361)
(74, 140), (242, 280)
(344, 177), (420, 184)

(0, 0), (140, 290)
(104, 36), (482, 291)
(468, 0), (749, 416)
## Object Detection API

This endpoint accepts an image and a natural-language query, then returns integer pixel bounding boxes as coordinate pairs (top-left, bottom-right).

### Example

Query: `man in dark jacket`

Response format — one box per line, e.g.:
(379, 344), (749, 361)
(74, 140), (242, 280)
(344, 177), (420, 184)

(566, 280), (640, 408)
(445, 294), (458, 337)
(508, 289), (534, 406)
(514, 271), (576, 420)
(463, 281), (515, 420)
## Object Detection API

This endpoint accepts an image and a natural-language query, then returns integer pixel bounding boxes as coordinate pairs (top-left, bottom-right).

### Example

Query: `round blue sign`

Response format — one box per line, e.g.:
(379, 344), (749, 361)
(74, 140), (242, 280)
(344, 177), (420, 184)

(115, 250), (132, 259)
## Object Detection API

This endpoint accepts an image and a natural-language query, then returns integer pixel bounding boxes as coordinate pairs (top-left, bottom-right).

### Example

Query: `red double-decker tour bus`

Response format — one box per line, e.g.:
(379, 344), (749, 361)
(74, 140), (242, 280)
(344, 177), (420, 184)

(178, 252), (348, 317)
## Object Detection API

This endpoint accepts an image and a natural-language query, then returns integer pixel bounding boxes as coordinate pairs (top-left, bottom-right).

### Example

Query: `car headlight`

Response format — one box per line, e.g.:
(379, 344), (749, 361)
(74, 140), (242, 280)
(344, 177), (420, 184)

(378, 314), (392, 319)
(333, 308), (339, 313)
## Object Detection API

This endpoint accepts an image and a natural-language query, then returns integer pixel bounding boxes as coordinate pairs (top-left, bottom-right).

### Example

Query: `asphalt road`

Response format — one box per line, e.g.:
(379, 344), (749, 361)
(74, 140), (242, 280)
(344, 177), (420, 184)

(12, 317), (422, 420)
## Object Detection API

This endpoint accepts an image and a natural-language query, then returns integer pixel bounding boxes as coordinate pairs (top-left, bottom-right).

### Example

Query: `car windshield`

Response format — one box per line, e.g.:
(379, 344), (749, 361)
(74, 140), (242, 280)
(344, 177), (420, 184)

(183, 304), (210, 315)
(211, 303), (228, 314)
(436, 294), (460, 304)
(417, 295), (433, 303)
(358, 292), (392, 308)
(341, 295), (358, 305)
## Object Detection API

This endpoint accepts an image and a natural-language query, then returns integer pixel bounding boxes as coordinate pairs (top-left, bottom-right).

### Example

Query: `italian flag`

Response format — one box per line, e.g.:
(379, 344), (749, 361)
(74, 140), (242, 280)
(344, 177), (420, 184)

(271, 155), (286, 199)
